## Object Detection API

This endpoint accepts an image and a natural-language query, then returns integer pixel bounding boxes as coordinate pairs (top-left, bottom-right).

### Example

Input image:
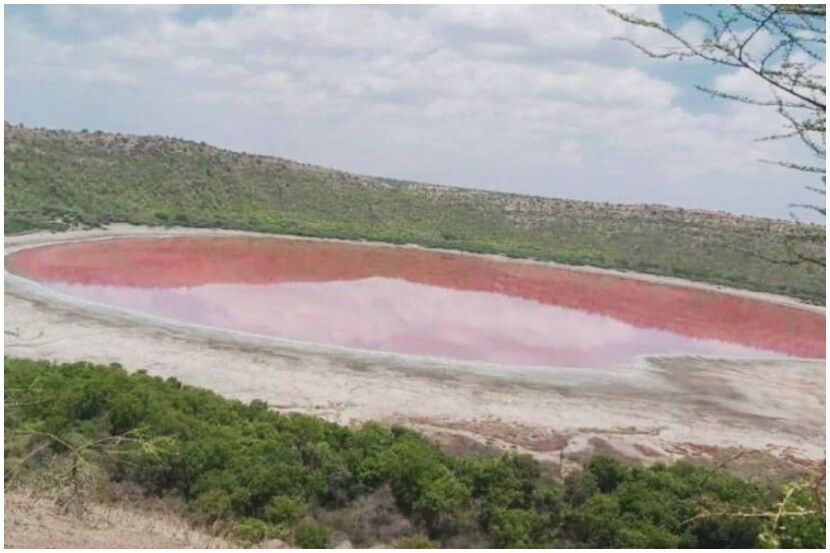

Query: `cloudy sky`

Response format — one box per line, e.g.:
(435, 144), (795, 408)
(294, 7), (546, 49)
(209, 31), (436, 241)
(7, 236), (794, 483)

(5, 4), (825, 220)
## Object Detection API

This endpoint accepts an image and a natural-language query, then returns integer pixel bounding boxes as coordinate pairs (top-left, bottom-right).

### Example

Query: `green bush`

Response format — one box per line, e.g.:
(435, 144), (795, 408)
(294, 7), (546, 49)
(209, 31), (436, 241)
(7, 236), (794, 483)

(231, 517), (275, 544)
(586, 456), (628, 493)
(192, 489), (233, 523)
(4, 358), (824, 549)
(265, 495), (308, 525)
(294, 519), (329, 548)
(487, 507), (552, 548)
(413, 468), (471, 537)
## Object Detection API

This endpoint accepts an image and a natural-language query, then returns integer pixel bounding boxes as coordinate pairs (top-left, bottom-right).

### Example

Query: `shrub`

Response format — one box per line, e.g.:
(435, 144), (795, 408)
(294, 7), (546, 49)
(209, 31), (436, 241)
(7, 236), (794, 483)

(487, 507), (551, 548)
(586, 456), (628, 494)
(230, 517), (275, 544)
(413, 469), (471, 537)
(563, 469), (599, 508)
(265, 495), (308, 525)
(192, 489), (232, 523)
(563, 494), (623, 547)
(294, 519), (329, 548)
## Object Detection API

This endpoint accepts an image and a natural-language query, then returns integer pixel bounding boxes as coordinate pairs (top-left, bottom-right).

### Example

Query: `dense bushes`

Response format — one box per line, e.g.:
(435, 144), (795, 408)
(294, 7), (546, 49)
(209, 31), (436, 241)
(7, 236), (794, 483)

(4, 358), (825, 548)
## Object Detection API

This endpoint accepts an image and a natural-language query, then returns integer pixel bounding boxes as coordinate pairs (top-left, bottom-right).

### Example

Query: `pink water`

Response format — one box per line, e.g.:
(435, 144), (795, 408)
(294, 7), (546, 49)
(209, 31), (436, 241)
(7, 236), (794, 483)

(46, 277), (774, 368)
(8, 236), (822, 368)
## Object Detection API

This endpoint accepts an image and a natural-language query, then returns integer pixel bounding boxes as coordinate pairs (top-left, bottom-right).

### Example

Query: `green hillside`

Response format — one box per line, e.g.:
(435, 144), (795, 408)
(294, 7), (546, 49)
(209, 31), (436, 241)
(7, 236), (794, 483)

(4, 124), (825, 303)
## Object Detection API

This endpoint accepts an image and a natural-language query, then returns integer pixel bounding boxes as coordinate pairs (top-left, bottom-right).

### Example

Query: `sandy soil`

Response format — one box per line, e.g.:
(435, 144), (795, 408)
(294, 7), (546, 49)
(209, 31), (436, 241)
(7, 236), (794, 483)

(4, 225), (826, 470)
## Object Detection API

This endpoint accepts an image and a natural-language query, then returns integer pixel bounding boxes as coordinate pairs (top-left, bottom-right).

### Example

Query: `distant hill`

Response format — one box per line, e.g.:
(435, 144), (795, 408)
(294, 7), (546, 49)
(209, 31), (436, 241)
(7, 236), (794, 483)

(4, 124), (825, 303)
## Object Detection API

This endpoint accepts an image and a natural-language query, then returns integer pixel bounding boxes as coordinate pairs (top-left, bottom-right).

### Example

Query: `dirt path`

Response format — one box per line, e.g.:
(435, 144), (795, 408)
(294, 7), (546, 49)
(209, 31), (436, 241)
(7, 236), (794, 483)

(4, 225), (826, 469)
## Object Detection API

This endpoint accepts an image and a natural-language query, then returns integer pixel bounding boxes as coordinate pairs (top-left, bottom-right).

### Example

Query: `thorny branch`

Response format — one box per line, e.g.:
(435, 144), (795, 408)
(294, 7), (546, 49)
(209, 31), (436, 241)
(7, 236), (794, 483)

(608, 4), (826, 267)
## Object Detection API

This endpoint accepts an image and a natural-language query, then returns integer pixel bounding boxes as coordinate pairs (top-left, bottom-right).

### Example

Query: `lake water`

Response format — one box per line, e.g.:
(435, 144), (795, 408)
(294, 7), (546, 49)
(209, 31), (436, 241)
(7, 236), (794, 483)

(7, 236), (824, 367)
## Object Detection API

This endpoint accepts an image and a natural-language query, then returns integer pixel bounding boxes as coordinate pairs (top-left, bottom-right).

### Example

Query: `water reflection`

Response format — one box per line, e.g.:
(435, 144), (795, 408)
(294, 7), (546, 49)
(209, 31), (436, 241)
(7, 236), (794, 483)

(47, 277), (773, 367)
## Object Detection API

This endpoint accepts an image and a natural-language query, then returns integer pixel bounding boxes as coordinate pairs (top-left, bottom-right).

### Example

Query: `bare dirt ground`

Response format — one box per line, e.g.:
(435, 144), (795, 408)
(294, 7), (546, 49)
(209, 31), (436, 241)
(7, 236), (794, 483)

(4, 486), (242, 549)
(4, 226), (826, 473)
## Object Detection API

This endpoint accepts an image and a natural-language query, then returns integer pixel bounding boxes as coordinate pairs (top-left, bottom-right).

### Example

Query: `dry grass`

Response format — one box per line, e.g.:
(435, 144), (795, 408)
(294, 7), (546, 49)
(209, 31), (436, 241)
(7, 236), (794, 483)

(4, 484), (244, 549)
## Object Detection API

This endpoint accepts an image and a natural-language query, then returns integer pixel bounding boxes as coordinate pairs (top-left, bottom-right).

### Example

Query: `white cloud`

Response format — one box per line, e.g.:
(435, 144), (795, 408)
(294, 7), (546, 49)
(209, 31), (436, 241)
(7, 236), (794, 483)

(76, 64), (137, 85)
(4, 4), (824, 219)
(552, 140), (584, 168)
(42, 4), (180, 38)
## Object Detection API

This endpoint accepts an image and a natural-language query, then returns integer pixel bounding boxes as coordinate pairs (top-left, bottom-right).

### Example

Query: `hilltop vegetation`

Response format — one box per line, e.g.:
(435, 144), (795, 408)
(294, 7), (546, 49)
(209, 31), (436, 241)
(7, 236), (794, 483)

(5, 359), (824, 548)
(4, 124), (825, 303)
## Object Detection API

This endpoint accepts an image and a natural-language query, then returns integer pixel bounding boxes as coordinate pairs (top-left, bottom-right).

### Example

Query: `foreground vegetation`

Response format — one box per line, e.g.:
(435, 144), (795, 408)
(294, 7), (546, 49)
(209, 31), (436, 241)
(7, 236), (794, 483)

(4, 358), (824, 548)
(4, 124), (825, 303)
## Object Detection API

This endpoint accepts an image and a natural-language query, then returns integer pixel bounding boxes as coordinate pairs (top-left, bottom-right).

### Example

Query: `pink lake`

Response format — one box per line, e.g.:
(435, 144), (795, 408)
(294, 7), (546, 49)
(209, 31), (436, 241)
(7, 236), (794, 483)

(44, 277), (781, 368)
(8, 236), (823, 368)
